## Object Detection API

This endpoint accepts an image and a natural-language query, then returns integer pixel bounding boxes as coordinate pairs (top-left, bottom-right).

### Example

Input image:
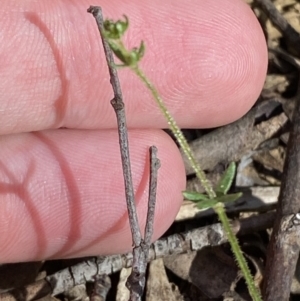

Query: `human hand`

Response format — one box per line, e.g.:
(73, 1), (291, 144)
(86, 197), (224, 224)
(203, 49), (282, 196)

(0, 0), (267, 262)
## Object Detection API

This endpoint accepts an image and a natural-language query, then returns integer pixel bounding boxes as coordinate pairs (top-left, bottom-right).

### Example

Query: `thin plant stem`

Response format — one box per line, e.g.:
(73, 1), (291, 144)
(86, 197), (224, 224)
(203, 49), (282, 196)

(214, 203), (263, 301)
(131, 65), (216, 199)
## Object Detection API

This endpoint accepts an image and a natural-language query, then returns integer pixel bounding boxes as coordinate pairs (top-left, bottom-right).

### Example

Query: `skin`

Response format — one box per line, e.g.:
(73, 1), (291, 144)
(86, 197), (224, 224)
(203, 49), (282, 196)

(0, 0), (267, 263)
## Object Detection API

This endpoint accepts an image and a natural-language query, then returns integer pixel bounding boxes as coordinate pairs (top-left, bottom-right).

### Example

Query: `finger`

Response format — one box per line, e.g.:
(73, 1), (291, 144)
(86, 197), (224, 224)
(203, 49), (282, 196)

(0, 0), (267, 134)
(0, 129), (185, 263)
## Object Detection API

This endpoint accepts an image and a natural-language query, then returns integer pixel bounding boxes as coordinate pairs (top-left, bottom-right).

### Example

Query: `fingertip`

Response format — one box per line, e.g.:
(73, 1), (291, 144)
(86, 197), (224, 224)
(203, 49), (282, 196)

(0, 0), (267, 133)
(134, 0), (268, 127)
(0, 129), (185, 262)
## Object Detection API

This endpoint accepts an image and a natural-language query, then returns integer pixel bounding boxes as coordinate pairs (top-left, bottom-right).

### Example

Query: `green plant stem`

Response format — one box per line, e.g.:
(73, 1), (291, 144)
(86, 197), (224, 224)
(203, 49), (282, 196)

(214, 203), (263, 301)
(132, 63), (261, 300)
(132, 64), (216, 199)
(99, 14), (260, 301)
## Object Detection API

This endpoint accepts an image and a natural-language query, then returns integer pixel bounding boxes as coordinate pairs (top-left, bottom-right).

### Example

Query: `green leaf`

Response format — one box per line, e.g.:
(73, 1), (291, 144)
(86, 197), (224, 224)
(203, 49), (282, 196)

(215, 162), (236, 196)
(182, 191), (210, 202)
(213, 192), (243, 204)
(137, 40), (145, 59)
(196, 192), (242, 210)
(183, 191), (242, 210)
(103, 15), (129, 39)
(128, 41), (145, 65)
(195, 199), (219, 209)
(183, 191), (218, 210)
(107, 40), (145, 66)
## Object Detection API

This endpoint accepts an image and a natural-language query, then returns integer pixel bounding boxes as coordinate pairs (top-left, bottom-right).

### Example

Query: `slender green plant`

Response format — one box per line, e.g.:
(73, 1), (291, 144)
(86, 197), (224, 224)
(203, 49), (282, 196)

(101, 15), (262, 301)
(183, 162), (242, 209)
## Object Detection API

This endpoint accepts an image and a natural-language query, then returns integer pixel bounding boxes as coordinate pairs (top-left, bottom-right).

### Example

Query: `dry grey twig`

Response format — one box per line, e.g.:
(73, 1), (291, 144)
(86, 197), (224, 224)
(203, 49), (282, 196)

(87, 6), (160, 301)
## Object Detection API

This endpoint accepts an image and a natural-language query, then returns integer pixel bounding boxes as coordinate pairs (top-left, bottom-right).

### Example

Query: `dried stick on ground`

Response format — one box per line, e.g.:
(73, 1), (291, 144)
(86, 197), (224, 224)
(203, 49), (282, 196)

(87, 6), (159, 301)
(255, 0), (300, 51)
(263, 77), (300, 300)
(183, 107), (287, 175)
(0, 212), (275, 301)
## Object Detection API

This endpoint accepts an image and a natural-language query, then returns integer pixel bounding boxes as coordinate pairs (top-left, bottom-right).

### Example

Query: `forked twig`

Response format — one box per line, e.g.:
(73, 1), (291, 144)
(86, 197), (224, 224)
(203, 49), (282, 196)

(126, 146), (160, 300)
(87, 6), (159, 300)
